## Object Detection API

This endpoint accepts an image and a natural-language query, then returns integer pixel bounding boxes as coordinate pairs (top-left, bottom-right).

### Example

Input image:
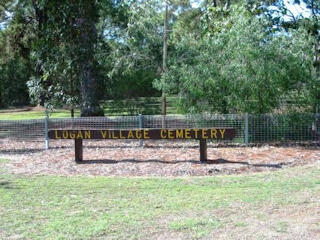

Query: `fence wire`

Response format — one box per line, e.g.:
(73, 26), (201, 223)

(0, 113), (319, 144)
(0, 119), (44, 139)
(249, 113), (319, 143)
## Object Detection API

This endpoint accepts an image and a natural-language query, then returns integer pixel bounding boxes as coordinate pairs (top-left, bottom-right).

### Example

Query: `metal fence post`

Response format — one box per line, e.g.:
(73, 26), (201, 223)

(139, 114), (144, 147)
(245, 112), (249, 146)
(44, 115), (49, 150)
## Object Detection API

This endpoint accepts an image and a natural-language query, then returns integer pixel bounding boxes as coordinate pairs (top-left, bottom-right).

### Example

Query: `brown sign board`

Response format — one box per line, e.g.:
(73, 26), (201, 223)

(48, 128), (236, 140)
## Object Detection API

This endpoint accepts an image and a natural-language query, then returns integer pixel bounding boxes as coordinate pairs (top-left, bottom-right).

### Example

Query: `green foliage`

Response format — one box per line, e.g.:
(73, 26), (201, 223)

(103, 96), (180, 115)
(106, 0), (196, 100)
(157, 5), (319, 114)
(0, 56), (31, 108)
(0, 30), (31, 108)
(106, 0), (164, 99)
(1, 0), (107, 115)
(106, 70), (161, 100)
(248, 113), (317, 142)
(0, 0), (320, 115)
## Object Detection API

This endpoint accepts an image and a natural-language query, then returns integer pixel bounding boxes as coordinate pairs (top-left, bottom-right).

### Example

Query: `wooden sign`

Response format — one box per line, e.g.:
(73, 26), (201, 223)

(48, 128), (236, 163)
(48, 128), (236, 140)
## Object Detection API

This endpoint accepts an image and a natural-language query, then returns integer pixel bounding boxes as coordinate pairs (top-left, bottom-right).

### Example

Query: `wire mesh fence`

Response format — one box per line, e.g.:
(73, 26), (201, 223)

(249, 113), (320, 143)
(0, 113), (319, 146)
(0, 119), (45, 139)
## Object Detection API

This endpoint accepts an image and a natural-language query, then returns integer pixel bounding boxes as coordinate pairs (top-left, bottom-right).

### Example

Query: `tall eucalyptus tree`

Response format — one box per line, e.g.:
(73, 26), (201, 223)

(1, 0), (105, 116)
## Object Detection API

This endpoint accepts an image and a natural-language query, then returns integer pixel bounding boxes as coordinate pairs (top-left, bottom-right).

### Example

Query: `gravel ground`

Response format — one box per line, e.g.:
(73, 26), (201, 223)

(1, 138), (319, 176)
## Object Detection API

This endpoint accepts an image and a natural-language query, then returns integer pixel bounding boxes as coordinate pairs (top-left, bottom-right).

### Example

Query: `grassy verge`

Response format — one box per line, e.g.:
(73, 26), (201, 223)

(0, 110), (80, 120)
(0, 97), (181, 120)
(0, 164), (319, 239)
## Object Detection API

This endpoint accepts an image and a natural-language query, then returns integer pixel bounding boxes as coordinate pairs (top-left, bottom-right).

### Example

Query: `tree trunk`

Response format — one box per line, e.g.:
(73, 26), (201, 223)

(33, 1), (47, 106)
(311, 1), (320, 113)
(79, 58), (103, 117)
(162, 2), (169, 125)
(77, 1), (103, 117)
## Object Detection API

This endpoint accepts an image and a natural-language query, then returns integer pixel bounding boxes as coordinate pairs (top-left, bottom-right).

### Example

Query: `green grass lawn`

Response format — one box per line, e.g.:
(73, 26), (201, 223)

(1, 163), (319, 240)
(0, 97), (180, 120)
(0, 109), (80, 120)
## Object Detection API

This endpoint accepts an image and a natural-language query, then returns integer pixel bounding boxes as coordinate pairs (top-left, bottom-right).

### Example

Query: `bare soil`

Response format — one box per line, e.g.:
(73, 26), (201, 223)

(1, 139), (319, 176)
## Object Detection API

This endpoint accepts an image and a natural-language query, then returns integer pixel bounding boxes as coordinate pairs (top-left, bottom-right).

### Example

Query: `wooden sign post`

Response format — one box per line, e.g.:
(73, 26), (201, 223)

(74, 139), (83, 163)
(48, 128), (236, 162)
(199, 139), (207, 162)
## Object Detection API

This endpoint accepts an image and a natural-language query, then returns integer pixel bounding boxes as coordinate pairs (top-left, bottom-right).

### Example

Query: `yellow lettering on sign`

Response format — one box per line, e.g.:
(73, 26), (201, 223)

(85, 131), (91, 139)
(55, 130), (61, 139)
(101, 130), (107, 139)
(185, 129), (191, 139)
(119, 131), (126, 139)
(128, 130), (134, 139)
(168, 130), (174, 139)
(70, 131), (76, 139)
(112, 131), (118, 139)
(176, 129), (184, 139)
(136, 130), (142, 139)
(160, 129), (167, 139)
(143, 130), (150, 139)
(193, 129), (200, 139)
(210, 129), (217, 138)
(63, 131), (69, 139)
(77, 131), (83, 139)
(202, 129), (208, 139)
(219, 129), (226, 139)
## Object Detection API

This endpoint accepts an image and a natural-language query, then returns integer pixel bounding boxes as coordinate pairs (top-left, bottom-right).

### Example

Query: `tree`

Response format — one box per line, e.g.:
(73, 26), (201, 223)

(106, 0), (194, 102)
(160, 5), (317, 113)
(0, 36), (31, 107)
(1, 0), (319, 115)
(268, 0), (320, 112)
(1, 0), (105, 116)
(0, 0), (33, 108)
(73, 0), (104, 116)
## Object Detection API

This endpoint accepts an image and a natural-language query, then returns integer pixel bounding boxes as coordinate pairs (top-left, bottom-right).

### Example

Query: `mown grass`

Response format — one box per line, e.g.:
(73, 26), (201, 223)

(0, 97), (180, 120)
(0, 162), (319, 240)
(0, 110), (80, 120)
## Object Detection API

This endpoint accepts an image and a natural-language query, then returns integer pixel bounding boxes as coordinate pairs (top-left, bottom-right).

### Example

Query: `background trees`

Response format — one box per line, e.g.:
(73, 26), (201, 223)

(160, 5), (316, 113)
(0, 0), (319, 114)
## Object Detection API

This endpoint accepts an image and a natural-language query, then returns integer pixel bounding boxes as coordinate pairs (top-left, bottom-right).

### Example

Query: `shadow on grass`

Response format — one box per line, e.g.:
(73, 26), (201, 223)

(84, 142), (320, 150)
(0, 146), (71, 154)
(0, 149), (45, 154)
(85, 145), (200, 149)
(0, 181), (19, 190)
(2, 142), (319, 154)
(77, 158), (285, 169)
(0, 145), (198, 154)
(205, 158), (285, 168)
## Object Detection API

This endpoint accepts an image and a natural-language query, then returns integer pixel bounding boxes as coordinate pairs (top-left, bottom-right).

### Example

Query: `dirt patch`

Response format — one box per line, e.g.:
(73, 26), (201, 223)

(1, 139), (319, 176)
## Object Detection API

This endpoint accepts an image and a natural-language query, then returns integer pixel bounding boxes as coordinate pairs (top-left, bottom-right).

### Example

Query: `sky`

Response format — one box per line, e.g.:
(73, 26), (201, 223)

(190, 0), (311, 21)
(191, 0), (310, 21)
(283, 0), (310, 20)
